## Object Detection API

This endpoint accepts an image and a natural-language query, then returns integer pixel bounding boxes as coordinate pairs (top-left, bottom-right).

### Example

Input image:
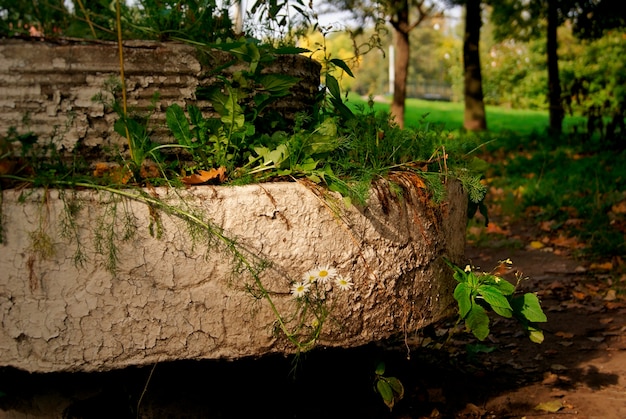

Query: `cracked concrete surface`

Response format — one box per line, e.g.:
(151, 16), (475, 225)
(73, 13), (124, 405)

(0, 180), (466, 373)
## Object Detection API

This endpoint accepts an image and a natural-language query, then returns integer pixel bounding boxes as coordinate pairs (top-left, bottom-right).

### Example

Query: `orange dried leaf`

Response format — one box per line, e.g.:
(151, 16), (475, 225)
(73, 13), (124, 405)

(181, 167), (227, 185)
(555, 331), (574, 339)
(605, 301), (626, 310)
(92, 162), (131, 184)
(486, 223), (509, 235)
(611, 200), (626, 214)
(540, 221), (555, 232)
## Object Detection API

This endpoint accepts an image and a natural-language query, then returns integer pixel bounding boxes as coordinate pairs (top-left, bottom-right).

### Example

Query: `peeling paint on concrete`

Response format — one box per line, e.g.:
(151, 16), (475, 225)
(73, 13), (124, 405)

(0, 180), (466, 373)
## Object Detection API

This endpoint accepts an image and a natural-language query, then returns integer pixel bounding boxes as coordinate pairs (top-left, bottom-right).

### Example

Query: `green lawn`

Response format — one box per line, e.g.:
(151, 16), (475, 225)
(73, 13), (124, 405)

(347, 94), (585, 136)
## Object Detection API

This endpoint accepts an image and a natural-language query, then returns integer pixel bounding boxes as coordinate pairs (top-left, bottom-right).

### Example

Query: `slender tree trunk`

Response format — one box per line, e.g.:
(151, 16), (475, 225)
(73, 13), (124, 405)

(463, 0), (487, 131)
(547, 0), (563, 136)
(391, 28), (409, 129)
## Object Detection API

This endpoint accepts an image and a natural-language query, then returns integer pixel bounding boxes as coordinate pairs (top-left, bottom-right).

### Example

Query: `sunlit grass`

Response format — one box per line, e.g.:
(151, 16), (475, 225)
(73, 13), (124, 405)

(346, 93), (585, 136)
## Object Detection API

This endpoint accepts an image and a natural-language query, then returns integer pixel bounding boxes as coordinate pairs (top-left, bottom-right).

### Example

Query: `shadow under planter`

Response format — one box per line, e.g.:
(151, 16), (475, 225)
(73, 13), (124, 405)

(0, 177), (466, 373)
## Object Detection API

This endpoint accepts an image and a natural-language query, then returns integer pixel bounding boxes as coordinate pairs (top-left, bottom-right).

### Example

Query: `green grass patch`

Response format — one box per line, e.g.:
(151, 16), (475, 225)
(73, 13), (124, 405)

(347, 93), (586, 137)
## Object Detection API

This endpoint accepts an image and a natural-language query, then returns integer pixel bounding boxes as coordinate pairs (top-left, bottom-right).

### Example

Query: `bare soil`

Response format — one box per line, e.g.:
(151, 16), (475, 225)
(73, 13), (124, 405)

(1, 221), (625, 419)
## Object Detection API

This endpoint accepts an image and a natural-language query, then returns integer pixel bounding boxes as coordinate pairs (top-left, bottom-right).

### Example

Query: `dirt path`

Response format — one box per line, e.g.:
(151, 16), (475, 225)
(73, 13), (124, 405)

(458, 241), (626, 419)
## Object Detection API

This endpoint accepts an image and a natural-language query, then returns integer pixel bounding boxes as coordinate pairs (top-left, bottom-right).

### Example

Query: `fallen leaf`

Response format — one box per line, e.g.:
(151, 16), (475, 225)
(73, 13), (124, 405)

(542, 372), (559, 385)
(0, 158), (16, 175)
(457, 403), (485, 418)
(535, 400), (564, 413)
(540, 220), (555, 231)
(529, 240), (545, 249)
(92, 162), (132, 184)
(604, 289), (617, 301)
(547, 280), (565, 290)
(612, 200), (626, 214)
(555, 331), (574, 339)
(587, 336), (605, 342)
(590, 261), (614, 271)
(551, 235), (584, 249)
(551, 364), (568, 371)
(486, 222), (509, 235)
(181, 167), (227, 185)
(572, 291), (588, 300)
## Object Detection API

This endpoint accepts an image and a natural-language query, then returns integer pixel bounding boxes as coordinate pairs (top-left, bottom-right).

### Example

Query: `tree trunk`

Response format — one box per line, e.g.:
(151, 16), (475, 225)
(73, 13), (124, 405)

(547, 0), (563, 136)
(391, 28), (409, 128)
(463, 0), (487, 131)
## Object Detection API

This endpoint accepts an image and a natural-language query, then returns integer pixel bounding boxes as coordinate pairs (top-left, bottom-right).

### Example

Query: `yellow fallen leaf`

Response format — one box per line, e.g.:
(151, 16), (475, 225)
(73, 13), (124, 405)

(590, 261), (613, 271)
(529, 240), (545, 249)
(535, 400), (564, 413)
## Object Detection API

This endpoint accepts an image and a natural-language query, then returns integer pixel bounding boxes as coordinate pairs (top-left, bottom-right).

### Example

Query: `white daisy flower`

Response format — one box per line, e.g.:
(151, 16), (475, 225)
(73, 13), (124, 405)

(312, 265), (338, 284)
(291, 281), (311, 298)
(334, 275), (353, 291)
(302, 269), (318, 283)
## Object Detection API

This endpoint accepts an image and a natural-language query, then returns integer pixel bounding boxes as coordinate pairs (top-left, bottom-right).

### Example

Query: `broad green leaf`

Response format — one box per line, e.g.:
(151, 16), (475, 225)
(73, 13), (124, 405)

(453, 282), (473, 319)
(165, 104), (191, 145)
(295, 157), (318, 172)
(315, 118), (338, 137)
(374, 362), (386, 375)
(376, 380), (394, 408)
(325, 74), (341, 100)
(113, 118), (126, 139)
(263, 144), (289, 166)
(385, 377), (404, 399)
(222, 89), (245, 129)
(466, 271), (479, 288)
(188, 105), (203, 126)
(258, 74), (298, 95)
(453, 270), (466, 283)
(330, 58), (355, 78)
(482, 274), (516, 295)
(466, 305), (490, 341)
(478, 284), (513, 318)
(511, 293), (547, 323)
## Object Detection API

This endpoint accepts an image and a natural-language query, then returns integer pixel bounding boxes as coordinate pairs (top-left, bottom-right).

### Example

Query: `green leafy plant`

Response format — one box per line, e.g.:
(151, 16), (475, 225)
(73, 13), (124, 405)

(165, 38), (302, 174)
(373, 361), (404, 411)
(447, 259), (547, 343)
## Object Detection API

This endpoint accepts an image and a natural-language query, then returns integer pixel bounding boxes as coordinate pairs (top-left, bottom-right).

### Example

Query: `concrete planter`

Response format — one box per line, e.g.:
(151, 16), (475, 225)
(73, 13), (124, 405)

(0, 178), (466, 373)
(0, 38), (467, 373)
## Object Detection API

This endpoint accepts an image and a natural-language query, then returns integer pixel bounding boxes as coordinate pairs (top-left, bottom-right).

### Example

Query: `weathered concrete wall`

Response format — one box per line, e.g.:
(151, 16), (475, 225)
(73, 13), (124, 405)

(0, 179), (466, 373)
(0, 39), (321, 159)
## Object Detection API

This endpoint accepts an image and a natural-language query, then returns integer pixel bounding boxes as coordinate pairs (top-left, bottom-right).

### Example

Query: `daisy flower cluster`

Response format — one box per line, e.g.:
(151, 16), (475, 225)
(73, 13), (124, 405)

(290, 265), (353, 298)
